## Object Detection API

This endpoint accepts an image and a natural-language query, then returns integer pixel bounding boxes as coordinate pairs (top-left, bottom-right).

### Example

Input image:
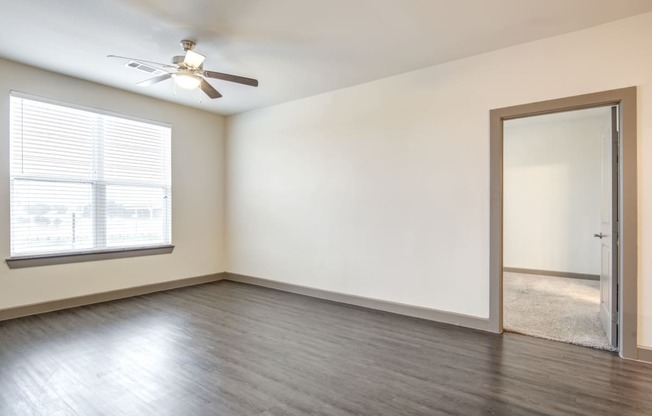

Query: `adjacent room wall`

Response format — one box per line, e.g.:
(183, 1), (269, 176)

(503, 109), (608, 276)
(0, 58), (226, 310)
(226, 12), (652, 347)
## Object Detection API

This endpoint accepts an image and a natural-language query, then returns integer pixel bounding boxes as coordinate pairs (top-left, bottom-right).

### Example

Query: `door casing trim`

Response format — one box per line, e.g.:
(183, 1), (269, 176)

(489, 87), (638, 359)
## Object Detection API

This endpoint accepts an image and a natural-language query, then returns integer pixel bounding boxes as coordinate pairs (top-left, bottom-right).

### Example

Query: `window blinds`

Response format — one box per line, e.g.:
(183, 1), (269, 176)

(10, 93), (172, 256)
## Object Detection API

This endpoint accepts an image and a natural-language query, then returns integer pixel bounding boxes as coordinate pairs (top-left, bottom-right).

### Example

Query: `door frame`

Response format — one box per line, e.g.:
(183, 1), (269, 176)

(489, 87), (638, 359)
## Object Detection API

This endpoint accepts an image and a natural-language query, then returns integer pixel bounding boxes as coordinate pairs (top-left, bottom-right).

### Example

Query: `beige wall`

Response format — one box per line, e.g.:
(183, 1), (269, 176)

(0, 58), (226, 309)
(226, 12), (652, 347)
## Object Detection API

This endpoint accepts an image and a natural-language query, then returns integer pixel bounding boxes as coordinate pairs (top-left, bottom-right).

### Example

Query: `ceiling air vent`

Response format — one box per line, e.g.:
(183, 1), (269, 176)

(125, 61), (165, 76)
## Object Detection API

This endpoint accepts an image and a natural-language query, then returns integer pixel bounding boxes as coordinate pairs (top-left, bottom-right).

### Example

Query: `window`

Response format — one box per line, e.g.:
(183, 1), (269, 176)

(9, 93), (172, 260)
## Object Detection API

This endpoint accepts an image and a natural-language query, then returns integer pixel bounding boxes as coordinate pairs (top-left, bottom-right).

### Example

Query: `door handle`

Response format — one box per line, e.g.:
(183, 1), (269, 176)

(594, 233), (605, 239)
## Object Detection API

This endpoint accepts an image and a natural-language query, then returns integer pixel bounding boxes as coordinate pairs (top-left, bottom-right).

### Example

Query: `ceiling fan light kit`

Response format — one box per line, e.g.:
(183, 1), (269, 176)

(172, 73), (201, 89)
(108, 39), (259, 100)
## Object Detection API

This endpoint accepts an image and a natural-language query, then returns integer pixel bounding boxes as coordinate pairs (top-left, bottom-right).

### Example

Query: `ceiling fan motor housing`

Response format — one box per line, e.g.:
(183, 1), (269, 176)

(171, 55), (201, 70)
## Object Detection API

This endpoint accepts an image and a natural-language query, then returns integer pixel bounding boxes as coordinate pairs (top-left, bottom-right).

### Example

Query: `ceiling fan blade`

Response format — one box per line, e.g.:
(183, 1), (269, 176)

(137, 73), (173, 86)
(204, 70), (259, 87)
(183, 50), (205, 69)
(107, 55), (175, 69)
(199, 78), (222, 99)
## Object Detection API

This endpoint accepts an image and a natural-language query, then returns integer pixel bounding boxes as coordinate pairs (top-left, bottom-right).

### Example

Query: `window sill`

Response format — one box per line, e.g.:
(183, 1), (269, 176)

(5, 245), (174, 269)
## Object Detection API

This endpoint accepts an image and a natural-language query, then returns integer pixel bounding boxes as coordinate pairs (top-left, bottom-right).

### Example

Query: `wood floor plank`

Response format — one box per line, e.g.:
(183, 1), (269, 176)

(1, 280), (651, 415)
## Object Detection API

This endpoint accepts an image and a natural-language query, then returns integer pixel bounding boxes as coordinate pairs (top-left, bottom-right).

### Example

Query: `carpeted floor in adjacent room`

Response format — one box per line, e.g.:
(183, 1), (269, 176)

(503, 271), (616, 351)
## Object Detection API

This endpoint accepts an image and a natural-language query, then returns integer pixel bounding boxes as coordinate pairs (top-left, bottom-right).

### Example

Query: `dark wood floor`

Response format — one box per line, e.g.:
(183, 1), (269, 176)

(1, 281), (651, 416)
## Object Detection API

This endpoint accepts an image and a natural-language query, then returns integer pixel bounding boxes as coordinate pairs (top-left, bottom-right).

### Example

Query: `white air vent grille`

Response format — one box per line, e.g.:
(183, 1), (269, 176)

(125, 61), (165, 76)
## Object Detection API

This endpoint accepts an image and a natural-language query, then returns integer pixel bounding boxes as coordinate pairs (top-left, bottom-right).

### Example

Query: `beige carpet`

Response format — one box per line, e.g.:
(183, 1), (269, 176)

(503, 272), (616, 351)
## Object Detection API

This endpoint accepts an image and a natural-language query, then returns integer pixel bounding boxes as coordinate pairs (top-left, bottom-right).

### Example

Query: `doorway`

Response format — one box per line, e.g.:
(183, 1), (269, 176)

(501, 106), (615, 350)
(489, 87), (638, 359)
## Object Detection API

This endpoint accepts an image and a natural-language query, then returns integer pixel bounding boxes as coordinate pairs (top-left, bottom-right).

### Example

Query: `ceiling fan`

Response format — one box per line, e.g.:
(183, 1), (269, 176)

(108, 40), (259, 99)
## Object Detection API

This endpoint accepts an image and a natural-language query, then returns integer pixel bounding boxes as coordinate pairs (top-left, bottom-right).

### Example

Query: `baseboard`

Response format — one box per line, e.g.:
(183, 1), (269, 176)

(638, 347), (652, 363)
(224, 273), (490, 332)
(504, 267), (599, 281)
(0, 272), (226, 321)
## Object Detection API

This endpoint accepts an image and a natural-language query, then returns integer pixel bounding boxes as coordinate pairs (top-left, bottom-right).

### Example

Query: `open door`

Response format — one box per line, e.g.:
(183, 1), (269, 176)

(491, 87), (638, 357)
(597, 105), (619, 349)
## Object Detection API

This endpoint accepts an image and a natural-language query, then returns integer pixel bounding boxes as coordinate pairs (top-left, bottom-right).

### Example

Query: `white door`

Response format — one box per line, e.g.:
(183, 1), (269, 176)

(597, 106), (618, 348)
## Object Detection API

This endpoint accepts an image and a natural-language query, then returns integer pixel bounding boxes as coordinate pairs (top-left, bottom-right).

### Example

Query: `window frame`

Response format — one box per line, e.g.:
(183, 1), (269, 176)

(6, 92), (174, 268)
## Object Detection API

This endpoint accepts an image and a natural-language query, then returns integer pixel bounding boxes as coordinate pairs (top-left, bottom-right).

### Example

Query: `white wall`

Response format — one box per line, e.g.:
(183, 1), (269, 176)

(226, 12), (652, 347)
(503, 109), (608, 275)
(0, 58), (226, 310)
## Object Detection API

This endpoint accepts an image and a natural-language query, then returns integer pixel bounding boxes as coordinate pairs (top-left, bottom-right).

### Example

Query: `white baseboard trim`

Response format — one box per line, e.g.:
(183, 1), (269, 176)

(224, 273), (490, 332)
(638, 347), (652, 363)
(0, 272), (226, 321)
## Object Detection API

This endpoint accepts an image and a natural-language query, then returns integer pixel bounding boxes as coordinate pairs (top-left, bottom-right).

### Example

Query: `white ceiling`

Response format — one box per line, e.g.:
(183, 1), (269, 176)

(1, 1), (651, 116)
